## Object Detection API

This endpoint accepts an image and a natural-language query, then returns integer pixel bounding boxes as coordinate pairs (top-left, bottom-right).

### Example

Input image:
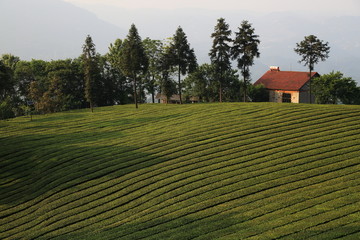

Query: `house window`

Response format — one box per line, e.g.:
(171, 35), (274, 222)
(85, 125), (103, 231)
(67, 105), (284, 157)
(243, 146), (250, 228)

(282, 93), (292, 103)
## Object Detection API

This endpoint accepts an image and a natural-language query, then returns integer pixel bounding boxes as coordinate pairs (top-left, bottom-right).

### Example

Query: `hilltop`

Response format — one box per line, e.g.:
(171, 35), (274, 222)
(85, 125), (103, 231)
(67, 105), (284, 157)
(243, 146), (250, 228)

(0, 103), (360, 239)
(1, 0), (360, 81)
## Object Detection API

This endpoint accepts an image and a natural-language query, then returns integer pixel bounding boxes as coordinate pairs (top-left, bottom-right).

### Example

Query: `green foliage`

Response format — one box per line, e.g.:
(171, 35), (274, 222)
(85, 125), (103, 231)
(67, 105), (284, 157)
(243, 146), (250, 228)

(0, 60), (14, 101)
(14, 59), (48, 102)
(119, 25), (148, 78)
(107, 39), (134, 105)
(158, 42), (177, 102)
(209, 18), (232, 102)
(313, 71), (360, 104)
(231, 20), (260, 102)
(184, 63), (215, 102)
(108, 38), (124, 72)
(119, 24), (149, 108)
(0, 97), (15, 119)
(166, 27), (197, 103)
(294, 35), (330, 72)
(161, 75), (177, 103)
(184, 64), (240, 102)
(46, 59), (85, 109)
(1, 103), (360, 239)
(142, 38), (163, 103)
(0, 54), (20, 102)
(248, 84), (269, 102)
(82, 35), (99, 112)
(1, 54), (20, 71)
(294, 35), (330, 103)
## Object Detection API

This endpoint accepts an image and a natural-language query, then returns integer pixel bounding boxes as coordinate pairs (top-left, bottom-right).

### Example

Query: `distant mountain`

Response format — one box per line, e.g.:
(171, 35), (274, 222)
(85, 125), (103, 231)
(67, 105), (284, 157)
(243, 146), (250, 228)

(87, 5), (360, 81)
(0, 0), (125, 60)
(1, 0), (359, 82)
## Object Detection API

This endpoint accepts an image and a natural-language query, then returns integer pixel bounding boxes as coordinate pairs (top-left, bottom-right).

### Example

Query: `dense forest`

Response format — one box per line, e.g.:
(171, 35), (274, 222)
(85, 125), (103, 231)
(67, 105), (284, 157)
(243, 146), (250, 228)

(1, 19), (359, 119)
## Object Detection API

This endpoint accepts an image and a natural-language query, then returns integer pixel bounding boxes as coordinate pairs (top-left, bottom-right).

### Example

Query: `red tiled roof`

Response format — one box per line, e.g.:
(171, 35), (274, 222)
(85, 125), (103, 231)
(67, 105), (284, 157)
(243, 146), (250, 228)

(254, 70), (319, 91)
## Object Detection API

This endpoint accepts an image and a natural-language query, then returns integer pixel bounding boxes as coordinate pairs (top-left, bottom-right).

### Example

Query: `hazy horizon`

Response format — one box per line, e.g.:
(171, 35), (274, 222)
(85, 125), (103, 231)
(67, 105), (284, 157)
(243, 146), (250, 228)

(63, 0), (360, 16)
(1, 0), (360, 81)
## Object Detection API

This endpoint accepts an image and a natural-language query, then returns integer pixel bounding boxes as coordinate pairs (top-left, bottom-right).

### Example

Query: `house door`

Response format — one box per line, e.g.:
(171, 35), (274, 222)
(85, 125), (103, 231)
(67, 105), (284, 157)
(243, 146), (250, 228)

(282, 93), (292, 103)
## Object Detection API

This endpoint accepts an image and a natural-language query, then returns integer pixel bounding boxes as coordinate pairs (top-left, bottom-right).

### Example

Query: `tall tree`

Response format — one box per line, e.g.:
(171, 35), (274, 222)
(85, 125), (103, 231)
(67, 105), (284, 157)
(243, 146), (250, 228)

(1, 54), (20, 71)
(142, 38), (163, 103)
(312, 71), (359, 104)
(294, 35), (330, 103)
(108, 39), (133, 105)
(231, 20), (260, 102)
(158, 45), (177, 104)
(0, 54), (20, 116)
(209, 18), (232, 102)
(14, 59), (47, 104)
(0, 60), (13, 101)
(184, 63), (214, 102)
(46, 59), (85, 110)
(168, 26), (197, 104)
(119, 24), (149, 108)
(82, 35), (99, 112)
(184, 63), (241, 103)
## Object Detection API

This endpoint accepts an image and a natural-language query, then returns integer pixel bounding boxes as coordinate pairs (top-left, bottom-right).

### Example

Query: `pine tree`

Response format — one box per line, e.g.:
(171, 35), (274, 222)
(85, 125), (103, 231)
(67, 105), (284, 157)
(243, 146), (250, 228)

(119, 24), (148, 108)
(168, 26), (197, 104)
(158, 44), (177, 104)
(209, 18), (232, 102)
(82, 35), (98, 112)
(231, 20), (260, 102)
(294, 35), (330, 103)
(142, 38), (163, 103)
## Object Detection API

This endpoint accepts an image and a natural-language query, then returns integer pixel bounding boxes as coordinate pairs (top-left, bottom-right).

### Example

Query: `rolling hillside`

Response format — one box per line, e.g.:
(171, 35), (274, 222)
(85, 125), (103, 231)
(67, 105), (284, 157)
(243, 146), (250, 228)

(0, 103), (360, 239)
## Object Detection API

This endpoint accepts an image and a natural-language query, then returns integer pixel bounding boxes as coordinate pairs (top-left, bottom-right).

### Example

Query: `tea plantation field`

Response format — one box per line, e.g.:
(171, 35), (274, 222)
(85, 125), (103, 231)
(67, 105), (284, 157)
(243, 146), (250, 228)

(0, 103), (359, 239)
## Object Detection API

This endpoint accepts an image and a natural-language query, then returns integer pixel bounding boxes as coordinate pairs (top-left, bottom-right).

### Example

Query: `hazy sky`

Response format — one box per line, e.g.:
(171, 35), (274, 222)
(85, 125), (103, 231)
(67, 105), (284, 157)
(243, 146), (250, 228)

(64, 0), (360, 16)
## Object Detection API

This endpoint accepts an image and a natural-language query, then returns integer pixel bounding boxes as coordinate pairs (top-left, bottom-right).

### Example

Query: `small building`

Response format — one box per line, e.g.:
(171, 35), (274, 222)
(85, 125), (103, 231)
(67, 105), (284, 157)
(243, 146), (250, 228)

(254, 66), (319, 103)
(155, 93), (199, 104)
(155, 93), (182, 104)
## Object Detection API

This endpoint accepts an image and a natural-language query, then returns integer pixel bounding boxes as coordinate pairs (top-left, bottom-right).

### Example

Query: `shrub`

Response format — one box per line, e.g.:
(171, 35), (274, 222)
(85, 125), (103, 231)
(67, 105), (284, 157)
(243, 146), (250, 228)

(0, 97), (15, 120)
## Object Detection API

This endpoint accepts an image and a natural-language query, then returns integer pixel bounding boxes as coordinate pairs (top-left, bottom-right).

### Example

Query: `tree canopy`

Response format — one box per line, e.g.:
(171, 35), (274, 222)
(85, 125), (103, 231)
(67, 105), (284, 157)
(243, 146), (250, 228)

(313, 71), (360, 105)
(209, 18), (232, 103)
(82, 35), (99, 112)
(294, 35), (330, 103)
(231, 20), (260, 102)
(118, 24), (149, 108)
(2, 19), (360, 119)
(167, 26), (197, 104)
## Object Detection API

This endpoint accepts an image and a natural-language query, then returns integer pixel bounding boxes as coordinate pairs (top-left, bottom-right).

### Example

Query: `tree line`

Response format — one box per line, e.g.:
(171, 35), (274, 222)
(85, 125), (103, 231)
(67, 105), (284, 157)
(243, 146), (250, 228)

(1, 18), (359, 119)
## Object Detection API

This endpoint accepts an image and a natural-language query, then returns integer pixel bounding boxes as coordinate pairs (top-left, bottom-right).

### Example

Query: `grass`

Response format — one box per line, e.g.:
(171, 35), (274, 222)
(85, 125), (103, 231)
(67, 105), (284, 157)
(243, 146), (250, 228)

(0, 102), (359, 239)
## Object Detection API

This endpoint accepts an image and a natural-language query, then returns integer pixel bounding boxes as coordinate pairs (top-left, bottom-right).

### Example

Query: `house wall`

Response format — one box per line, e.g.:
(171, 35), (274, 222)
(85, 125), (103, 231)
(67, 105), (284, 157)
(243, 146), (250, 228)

(299, 84), (315, 103)
(269, 90), (300, 103)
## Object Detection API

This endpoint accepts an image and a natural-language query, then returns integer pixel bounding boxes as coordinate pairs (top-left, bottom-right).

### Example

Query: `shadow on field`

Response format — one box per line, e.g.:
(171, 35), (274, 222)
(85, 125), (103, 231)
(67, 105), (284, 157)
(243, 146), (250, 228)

(0, 131), (169, 209)
(45, 211), (360, 240)
(30, 113), (85, 123)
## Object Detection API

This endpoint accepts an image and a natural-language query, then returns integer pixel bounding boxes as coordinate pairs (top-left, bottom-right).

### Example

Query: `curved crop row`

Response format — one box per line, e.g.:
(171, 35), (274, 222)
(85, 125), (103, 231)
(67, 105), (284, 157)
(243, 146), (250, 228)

(0, 103), (359, 239)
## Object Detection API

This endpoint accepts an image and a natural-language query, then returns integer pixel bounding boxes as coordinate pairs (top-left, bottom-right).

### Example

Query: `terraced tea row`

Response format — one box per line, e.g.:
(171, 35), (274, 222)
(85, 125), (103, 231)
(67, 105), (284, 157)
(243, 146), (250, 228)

(0, 103), (359, 239)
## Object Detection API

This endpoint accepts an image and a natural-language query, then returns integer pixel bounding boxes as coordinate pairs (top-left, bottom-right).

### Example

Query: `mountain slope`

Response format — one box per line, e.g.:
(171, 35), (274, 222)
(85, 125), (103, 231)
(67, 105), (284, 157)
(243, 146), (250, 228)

(1, 1), (360, 82)
(80, 5), (360, 81)
(0, 0), (124, 60)
(1, 103), (359, 239)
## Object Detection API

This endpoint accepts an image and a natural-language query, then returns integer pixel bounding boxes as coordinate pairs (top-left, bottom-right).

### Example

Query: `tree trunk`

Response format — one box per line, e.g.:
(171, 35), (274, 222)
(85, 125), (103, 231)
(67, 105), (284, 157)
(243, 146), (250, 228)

(152, 75), (155, 103)
(178, 66), (182, 104)
(309, 58), (313, 104)
(139, 80), (143, 104)
(243, 80), (246, 103)
(219, 81), (222, 103)
(219, 69), (223, 103)
(133, 74), (138, 109)
(309, 69), (312, 104)
(243, 66), (247, 102)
